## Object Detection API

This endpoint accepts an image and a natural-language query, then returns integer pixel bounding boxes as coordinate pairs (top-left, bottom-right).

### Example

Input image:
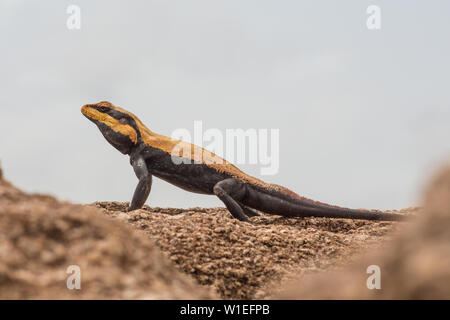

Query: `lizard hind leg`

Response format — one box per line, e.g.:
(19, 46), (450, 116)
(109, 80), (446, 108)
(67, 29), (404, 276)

(213, 178), (250, 222)
(240, 205), (261, 217)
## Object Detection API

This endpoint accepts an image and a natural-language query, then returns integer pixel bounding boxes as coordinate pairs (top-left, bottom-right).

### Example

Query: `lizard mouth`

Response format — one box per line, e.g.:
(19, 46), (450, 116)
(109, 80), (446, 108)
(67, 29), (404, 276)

(81, 105), (97, 120)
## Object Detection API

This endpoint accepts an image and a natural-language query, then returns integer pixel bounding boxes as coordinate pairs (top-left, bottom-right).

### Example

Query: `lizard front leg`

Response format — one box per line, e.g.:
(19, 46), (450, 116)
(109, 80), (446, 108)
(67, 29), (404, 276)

(213, 178), (250, 222)
(128, 155), (152, 211)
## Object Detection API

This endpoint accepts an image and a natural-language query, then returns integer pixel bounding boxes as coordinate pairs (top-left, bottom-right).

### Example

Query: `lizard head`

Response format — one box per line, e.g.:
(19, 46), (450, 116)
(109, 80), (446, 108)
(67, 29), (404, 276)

(81, 101), (141, 155)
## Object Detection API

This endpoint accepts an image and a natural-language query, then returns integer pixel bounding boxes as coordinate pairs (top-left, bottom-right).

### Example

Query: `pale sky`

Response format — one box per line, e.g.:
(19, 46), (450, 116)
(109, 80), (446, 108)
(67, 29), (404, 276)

(1, 0), (449, 210)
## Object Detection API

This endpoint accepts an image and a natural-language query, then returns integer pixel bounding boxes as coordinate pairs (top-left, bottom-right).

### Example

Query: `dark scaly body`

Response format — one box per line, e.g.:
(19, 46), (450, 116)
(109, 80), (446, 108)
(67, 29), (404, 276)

(82, 101), (407, 222)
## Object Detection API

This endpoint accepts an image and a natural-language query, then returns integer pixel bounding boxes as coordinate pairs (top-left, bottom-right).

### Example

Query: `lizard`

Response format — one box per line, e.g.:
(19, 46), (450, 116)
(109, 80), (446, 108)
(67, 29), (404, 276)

(81, 101), (407, 222)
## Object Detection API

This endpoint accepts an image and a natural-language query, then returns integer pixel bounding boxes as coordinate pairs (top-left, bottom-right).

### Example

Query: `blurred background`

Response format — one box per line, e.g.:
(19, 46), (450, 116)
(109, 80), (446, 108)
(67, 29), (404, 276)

(0, 0), (449, 209)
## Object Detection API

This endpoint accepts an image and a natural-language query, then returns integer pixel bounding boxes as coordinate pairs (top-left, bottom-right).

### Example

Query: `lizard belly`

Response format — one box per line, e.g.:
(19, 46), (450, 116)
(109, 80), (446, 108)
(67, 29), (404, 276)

(152, 164), (227, 194)
(153, 172), (213, 194)
(150, 161), (229, 194)
(141, 146), (231, 194)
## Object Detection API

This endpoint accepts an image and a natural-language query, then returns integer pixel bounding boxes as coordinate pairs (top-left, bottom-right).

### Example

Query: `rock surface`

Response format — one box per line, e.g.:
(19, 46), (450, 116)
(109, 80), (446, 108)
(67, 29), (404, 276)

(0, 166), (428, 299)
(94, 203), (414, 299)
(276, 164), (450, 299)
(0, 174), (215, 299)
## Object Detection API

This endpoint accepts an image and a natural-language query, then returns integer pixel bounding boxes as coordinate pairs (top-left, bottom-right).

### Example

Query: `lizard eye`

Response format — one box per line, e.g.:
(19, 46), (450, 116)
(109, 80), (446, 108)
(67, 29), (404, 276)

(96, 107), (111, 113)
(119, 118), (128, 124)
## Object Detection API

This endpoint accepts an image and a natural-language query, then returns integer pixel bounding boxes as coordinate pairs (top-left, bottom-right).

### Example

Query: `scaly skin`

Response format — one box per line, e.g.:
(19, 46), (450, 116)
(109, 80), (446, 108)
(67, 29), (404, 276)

(81, 101), (407, 222)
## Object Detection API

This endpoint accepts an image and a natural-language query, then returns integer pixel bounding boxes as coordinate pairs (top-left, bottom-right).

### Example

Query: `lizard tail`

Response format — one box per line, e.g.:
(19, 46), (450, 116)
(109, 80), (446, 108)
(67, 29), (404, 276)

(249, 186), (409, 221)
(287, 200), (408, 221)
